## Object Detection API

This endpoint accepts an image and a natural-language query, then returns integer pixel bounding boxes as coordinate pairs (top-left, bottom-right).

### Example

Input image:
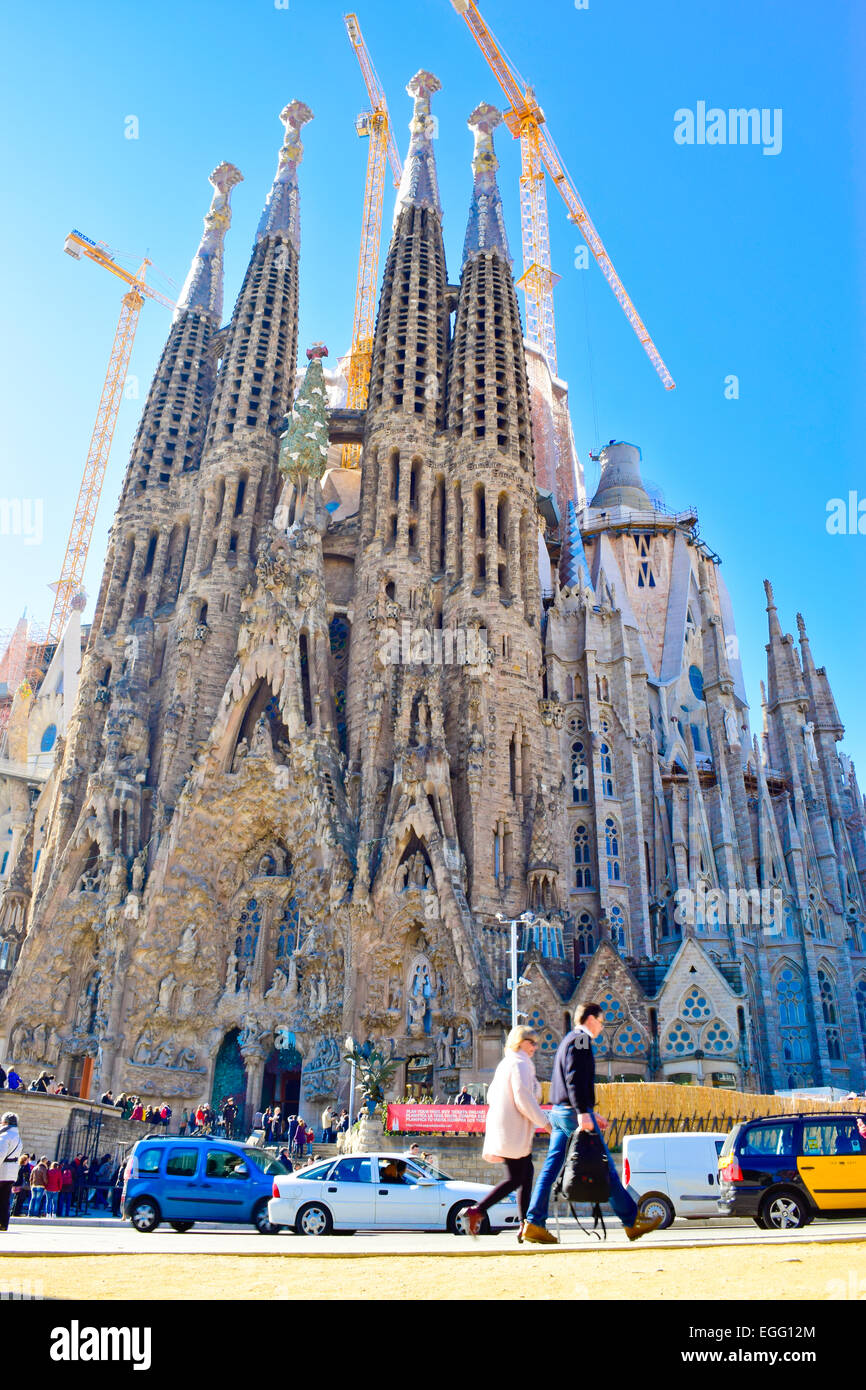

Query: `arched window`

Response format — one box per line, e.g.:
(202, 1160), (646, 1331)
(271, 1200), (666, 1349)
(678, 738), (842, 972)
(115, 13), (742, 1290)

(575, 913), (595, 959)
(818, 969), (842, 1060)
(681, 987), (712, 1022)
(816, 909), (828, 941)
(276, 897), (301, 959)
(571, 740), (589, 803)
(614, 1026), (646, 1056)
(237, 899), (261, 966)
(856, 978), (866, 1047)
(599, 992), (625, 1025)
(609, 902), (627, 951)
(573, 824), (592, 888)
(599, 742), (615, 798)
(782, 902), (797, 938)
(663, 1021), (694, 1056)
(776, 965), (810, 1063)
(526, 1010), (558, 1054)
(605, 818), (621, 882)
(40, 724), (57, 753)
(704, 1019), (735, 1054)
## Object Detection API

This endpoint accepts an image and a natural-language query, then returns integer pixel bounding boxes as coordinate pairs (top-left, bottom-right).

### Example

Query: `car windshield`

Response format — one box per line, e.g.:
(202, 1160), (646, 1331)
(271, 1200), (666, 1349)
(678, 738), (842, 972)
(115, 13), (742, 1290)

(403, 1156), (450, 1182)
(243, 1148), (290, 1176)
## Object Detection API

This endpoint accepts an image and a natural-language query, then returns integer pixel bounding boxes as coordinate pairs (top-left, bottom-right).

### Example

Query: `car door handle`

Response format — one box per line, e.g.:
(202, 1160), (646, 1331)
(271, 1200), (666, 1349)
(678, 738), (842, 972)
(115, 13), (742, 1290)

(378, 1189), (389, 1196)
(707, 1174), (714, 1185)
(201, 1182), (212, 1188)
(327, 1187), (337, 1193)
(801, 1166), (814, 1171)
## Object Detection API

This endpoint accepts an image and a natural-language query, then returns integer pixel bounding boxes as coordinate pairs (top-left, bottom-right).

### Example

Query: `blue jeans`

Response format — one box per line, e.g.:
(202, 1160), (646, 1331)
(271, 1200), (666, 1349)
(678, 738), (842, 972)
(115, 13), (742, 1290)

(28, 1188), (46, 1218)
(526, 1107), (638, 1229)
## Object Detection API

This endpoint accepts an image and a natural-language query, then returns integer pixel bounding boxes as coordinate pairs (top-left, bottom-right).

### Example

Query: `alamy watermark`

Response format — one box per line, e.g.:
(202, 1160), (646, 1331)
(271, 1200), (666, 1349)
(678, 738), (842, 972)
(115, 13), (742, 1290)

(674, 886), (784, 933)
(826, 491), (865, 535)
(0, 498), (43, 546)
(378, 622), (490, 668)
(674, 103), (782, 156)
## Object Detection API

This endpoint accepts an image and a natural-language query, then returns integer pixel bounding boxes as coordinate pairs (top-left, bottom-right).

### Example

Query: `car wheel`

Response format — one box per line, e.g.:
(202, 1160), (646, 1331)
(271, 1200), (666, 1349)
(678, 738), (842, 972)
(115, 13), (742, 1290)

(752, 1215), (767, 1229)
(295, 1202), (333, 1236)
(169, 1221), (194, 1233)
(637, 1194), (675, 1229)
(760, 1189), (810, 1231)
(448, 1202), (490, 1236)
(129, 1198), (161, 1233)
(253, 1200), (279, 1235)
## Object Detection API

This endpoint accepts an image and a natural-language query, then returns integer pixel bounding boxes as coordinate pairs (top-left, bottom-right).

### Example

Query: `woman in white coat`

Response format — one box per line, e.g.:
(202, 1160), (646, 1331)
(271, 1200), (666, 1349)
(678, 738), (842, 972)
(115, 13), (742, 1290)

(465, 1027), (551, 1238)
(0, 1112), (23, 1233)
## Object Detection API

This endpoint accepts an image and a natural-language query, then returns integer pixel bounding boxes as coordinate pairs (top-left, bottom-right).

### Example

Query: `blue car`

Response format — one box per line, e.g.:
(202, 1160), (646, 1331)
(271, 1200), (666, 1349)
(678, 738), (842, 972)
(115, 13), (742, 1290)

(122, 1135), (290, 1234)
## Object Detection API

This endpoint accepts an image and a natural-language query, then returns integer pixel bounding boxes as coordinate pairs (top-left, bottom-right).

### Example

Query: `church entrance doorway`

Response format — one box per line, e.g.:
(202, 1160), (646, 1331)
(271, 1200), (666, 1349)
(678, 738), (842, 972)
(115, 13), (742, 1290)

(261, 1045), (302, 1119)
(212, 1029), (247, 1116)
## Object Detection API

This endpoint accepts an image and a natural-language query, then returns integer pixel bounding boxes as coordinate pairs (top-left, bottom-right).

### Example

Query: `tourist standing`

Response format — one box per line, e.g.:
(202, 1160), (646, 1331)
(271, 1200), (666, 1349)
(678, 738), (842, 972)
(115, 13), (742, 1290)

(58, 1162), (73, 1218)
(0, 1112), (23, 1232)
(463, 1027), (551, 1239)
(12, 1154), (31, 1215)
(45, 1161), (63, 1217)
(29, 1156), (49, 1217)
(294, 1121), (306, 1160)
(321, 1104), (334, 1143)
(522, 1003), (662, 1245)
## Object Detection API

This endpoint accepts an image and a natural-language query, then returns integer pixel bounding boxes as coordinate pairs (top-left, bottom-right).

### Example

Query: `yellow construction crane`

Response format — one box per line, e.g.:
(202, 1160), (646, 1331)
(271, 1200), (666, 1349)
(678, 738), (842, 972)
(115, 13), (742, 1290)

(33, 231), (176, 667)
(342, 12), (403, 467)
(450, 0), (674, 389)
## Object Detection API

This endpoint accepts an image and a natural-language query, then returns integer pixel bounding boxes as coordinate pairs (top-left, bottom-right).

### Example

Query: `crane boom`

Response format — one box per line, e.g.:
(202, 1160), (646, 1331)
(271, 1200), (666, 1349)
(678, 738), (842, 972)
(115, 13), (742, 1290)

(342, 13), (403, 467)
(63, 231), (175, 309)
(450, 0), (675, 390)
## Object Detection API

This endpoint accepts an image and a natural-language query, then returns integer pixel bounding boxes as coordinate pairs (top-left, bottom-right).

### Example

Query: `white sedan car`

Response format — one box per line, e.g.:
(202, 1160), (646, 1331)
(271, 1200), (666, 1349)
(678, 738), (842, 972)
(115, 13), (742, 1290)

(268, 1152), (520, 1236)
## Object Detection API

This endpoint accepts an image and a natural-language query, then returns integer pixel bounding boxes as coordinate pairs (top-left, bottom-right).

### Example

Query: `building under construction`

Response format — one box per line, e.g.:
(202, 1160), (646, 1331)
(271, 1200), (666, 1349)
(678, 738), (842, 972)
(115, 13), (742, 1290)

(1, 55), (864, 1117)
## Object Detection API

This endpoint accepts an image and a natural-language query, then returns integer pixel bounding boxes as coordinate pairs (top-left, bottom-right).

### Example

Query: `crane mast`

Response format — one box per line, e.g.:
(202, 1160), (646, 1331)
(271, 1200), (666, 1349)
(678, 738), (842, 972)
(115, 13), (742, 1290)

(343, 12), (403, 468)
(450, 0), (675, 390)
(36, 235), (175, 669)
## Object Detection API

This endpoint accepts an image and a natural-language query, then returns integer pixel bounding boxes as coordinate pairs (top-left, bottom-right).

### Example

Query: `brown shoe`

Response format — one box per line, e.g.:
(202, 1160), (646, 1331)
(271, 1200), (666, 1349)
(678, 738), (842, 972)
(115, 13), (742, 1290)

(521, 1221), (559, 1245)
(465, 1206), (483, 1237)
(624, 1212), (663, 1242)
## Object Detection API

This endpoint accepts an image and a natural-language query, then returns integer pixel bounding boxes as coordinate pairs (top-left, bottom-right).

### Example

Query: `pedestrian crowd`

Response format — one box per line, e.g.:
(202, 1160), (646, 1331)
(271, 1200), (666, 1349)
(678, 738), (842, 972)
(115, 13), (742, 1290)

(0, 1113), (125, 1231)
(0, 1066), (69, 1096)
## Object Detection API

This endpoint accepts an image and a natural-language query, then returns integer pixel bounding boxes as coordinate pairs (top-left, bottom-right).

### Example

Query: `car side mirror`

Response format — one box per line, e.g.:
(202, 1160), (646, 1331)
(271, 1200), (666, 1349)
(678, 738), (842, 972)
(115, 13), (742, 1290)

(234, 1164), (249, 1178)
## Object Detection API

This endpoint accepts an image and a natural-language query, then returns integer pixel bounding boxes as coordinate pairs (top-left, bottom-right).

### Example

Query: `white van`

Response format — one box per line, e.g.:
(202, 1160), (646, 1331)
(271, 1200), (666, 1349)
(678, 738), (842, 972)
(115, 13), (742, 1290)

(622, 1131), (729, 1227)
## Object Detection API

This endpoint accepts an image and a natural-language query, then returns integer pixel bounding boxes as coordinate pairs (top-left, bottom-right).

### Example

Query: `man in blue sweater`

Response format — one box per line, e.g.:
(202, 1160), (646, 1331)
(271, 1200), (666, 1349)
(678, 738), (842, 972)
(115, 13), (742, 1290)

(522, 1002), (662, 1245)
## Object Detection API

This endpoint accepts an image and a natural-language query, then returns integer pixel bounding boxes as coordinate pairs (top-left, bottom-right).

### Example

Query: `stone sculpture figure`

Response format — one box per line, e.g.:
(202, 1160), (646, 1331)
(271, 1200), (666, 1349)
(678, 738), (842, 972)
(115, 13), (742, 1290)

(177, 925), (198, 963)
(132, 1032), (153, 1065)
(225, 949), (238, 994)
(177, 983), (197, 1019)
(157, 974), (176, 1014)
(803, 722), (818, 765)
(250, 714), (274, 758)
(724, 707), (740, 748)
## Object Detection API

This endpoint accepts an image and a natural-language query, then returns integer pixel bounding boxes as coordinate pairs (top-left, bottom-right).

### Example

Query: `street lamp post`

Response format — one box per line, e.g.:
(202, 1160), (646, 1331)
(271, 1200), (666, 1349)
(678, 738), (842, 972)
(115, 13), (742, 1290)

(496, 911), (534, 1029)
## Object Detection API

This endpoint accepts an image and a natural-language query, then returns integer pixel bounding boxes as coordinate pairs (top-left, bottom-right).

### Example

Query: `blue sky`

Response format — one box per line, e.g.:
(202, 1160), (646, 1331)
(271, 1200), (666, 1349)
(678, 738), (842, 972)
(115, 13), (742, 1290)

(1, 0), (863, 773)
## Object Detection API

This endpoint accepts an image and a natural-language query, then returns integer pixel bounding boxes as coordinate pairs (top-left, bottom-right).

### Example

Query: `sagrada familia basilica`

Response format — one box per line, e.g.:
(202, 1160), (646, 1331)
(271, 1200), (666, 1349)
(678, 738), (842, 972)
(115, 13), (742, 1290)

(1, 74), (864, 1120)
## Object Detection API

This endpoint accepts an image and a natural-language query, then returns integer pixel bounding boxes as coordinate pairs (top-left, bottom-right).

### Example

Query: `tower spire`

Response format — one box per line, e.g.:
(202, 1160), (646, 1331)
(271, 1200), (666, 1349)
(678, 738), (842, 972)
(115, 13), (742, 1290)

(175, 162), (243, 323)
(393, 71), (442, 224)
(256, 100), (314, 248)
(462, 102), (510, 263)
(763, 578), (782, 639)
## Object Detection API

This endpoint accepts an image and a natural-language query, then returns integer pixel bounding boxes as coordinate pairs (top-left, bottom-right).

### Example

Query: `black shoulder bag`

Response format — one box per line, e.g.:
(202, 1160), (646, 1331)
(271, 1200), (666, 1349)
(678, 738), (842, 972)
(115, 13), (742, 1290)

(553, 1128), (611, 1240)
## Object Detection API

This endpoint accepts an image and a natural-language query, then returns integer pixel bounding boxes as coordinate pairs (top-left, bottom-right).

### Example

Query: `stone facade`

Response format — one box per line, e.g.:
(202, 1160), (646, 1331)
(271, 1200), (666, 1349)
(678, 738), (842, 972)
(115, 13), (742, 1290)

(1, 75), (865, 1125)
